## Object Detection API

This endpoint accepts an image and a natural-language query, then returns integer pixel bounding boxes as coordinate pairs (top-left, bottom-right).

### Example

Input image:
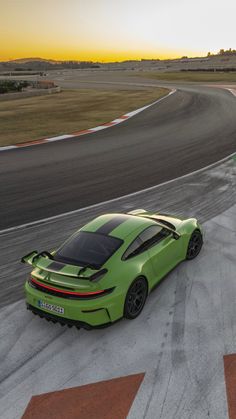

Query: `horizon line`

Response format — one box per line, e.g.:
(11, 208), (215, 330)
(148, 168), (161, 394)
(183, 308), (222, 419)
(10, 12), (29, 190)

(0, 53), (216, 64)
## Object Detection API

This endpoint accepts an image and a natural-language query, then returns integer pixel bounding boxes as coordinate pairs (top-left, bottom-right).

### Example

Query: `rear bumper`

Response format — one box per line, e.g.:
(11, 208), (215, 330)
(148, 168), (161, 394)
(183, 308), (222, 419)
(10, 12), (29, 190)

(26, 303), (113, 330)
(25, 280), (124, 327)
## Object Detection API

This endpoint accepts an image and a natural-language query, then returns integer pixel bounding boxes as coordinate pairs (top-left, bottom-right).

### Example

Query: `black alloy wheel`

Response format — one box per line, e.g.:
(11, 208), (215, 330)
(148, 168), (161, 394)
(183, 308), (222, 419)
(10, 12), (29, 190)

(124, 277), (148, 320)
(186, 230), (203, 260)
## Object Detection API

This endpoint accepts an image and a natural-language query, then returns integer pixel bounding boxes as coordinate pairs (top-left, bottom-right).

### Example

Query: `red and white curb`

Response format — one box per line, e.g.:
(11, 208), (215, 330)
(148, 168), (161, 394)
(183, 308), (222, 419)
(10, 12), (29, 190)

(0, 89), (176, 152)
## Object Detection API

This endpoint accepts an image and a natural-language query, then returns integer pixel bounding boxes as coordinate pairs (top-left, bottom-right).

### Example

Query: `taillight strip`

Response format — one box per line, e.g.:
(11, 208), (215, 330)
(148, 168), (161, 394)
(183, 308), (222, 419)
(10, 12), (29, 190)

(31, 277), (105, 296)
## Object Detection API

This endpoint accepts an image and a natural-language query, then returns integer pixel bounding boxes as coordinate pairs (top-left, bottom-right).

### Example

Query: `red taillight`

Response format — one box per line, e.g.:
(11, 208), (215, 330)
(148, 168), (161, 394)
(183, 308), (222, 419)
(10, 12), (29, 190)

(30, 277), (105, 296)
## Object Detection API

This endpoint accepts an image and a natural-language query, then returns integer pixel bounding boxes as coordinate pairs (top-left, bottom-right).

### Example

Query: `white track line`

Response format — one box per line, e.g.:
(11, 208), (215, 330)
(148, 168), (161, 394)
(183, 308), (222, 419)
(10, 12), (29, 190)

(0, 89), (176, 152)
(0, 151), (235, 236)
(227, 88), (236, 97)
(46, 134), (74, 143)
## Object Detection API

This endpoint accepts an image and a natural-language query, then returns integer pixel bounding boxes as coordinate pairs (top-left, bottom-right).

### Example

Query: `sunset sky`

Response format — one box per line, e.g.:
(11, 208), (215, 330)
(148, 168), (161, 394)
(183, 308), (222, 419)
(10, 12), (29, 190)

(1, 0), (235, 62)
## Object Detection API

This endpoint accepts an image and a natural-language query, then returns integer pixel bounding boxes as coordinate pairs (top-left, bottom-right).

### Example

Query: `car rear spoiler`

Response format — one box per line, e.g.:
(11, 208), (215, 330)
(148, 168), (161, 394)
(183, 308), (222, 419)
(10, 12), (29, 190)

(21, 251), (107, 282)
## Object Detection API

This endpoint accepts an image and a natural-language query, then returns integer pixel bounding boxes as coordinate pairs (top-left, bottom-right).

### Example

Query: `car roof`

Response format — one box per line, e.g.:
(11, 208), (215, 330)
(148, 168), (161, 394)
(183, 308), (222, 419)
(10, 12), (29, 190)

(81, 213), (156, 240)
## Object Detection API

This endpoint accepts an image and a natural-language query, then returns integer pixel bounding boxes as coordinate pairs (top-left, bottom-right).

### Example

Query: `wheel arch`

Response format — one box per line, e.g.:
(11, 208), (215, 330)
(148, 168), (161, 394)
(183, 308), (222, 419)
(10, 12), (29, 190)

(179, 218), (203, 241)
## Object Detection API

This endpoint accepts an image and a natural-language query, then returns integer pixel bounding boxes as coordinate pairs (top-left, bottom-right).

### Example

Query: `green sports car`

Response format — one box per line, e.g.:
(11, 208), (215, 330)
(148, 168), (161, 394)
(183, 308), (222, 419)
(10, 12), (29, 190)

(22, 209), (203, 329)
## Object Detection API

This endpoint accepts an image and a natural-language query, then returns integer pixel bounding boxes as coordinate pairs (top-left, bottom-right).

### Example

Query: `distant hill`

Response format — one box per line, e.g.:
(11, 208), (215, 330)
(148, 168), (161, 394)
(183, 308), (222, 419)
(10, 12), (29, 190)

(0, 58), (100, 71)
(1, 50), (236, 73)
(9, 57), (57, 63)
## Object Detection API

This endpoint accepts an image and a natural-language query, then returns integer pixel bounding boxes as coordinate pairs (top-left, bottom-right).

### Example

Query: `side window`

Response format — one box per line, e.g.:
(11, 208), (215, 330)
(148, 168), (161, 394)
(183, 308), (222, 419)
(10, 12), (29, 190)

(122, 226), (171, 260)
(139, 225), (170, 249)
(139, 225), (163, 243)
(122, 238), (142, 260)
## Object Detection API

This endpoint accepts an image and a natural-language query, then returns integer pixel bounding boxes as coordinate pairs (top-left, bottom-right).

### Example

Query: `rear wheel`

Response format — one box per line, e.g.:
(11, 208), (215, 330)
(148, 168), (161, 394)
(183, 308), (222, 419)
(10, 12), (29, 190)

(124, 277), (148, 320)
(186, 230), (203, 260)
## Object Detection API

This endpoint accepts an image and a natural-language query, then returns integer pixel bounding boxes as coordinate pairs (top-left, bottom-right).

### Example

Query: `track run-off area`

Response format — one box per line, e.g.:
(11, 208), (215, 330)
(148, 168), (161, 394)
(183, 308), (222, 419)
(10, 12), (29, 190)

(0, 76), (236, 418)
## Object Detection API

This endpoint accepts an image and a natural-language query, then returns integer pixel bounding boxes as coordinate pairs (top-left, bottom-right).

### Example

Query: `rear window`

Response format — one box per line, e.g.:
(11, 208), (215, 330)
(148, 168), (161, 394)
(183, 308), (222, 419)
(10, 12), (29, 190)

(54, 231), (123, 268)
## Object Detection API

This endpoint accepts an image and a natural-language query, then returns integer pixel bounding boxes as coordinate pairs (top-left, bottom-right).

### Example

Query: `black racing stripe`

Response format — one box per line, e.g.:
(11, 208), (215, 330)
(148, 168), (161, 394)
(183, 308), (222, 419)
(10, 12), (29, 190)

(96, 215), (130, 235)
(47, 261), (65, 271)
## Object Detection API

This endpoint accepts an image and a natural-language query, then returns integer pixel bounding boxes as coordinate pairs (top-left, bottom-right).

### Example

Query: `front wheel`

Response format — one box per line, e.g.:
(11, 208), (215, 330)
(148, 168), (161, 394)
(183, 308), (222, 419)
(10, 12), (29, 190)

(186, 230), (203, 260)
(124, 277), (148, 320)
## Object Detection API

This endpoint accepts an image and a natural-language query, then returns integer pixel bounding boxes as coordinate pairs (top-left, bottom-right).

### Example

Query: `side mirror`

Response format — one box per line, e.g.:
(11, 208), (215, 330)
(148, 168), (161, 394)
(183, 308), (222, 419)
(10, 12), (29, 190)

(173, 232), (181, 240)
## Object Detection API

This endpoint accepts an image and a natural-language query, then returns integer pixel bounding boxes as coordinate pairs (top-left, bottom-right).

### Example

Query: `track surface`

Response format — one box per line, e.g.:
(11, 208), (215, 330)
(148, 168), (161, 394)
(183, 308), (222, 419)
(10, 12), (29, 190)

(0, 83), (236, 229)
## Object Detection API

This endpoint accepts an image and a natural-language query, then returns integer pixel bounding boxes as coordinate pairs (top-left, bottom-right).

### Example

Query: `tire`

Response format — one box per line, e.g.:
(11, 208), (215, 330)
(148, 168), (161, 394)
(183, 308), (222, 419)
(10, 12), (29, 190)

(186, 229), (203, 260)
(124, 277), (148, 320)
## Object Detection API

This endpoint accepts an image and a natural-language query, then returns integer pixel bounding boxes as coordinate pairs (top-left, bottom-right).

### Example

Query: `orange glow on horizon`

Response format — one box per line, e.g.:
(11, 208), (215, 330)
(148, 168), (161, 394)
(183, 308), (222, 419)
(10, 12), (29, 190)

(1, 0), (232, 64)
(0, 47), (204, 63)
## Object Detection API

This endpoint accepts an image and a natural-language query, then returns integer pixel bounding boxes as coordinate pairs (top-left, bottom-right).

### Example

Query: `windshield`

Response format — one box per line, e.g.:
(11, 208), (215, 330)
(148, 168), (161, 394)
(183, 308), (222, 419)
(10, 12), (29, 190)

(54, 231), (123, 268)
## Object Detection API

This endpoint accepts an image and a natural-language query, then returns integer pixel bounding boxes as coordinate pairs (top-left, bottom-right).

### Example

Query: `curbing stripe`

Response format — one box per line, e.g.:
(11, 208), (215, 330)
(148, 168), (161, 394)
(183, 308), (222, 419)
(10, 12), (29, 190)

(0, 89), (176, 152)
(103, 122), (117, 127)
(0, 145), (17, 151)
(119, 115), (129, 119)
(15, 139), (48, 147)
(112, 118), (126, 123)
(72, 129), (92, 136)
(46, 134), (75, 142)
(89, 126), (108, 132)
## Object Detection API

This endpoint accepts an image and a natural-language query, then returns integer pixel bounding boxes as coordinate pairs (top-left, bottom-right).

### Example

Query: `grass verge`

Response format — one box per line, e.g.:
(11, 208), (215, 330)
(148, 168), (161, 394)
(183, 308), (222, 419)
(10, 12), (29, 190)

(136, 71), (236, 83)
(0, 87), (168, 146)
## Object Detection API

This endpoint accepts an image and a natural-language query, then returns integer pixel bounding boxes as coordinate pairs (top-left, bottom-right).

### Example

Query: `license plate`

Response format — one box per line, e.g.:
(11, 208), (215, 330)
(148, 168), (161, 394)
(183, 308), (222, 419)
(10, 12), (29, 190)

(38, 300), (64, 315)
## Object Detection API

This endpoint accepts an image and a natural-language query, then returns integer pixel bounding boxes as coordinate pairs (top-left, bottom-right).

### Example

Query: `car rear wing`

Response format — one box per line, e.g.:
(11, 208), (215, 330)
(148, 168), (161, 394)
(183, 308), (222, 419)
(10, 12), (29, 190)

(21, 250), (39, 266)
(21, 251), (107, 282)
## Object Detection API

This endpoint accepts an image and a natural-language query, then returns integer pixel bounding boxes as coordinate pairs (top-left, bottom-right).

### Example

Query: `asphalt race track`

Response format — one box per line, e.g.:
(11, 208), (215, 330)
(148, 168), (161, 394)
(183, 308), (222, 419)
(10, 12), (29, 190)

(0, 78), (236, 418)
(0, 84), (236, 229)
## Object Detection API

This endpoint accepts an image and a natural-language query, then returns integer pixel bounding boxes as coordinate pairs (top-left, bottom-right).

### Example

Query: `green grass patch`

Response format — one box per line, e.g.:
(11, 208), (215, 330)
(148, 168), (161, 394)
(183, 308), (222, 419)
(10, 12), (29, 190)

(136, 71), (236, 83)
(0, 87), (168, 146)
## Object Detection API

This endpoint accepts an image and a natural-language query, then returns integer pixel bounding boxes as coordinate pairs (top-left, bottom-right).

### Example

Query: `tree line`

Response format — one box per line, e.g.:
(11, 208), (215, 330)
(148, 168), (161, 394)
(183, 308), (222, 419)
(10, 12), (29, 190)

(0, 80), (29, 94)
(207, 48), (236, 57)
